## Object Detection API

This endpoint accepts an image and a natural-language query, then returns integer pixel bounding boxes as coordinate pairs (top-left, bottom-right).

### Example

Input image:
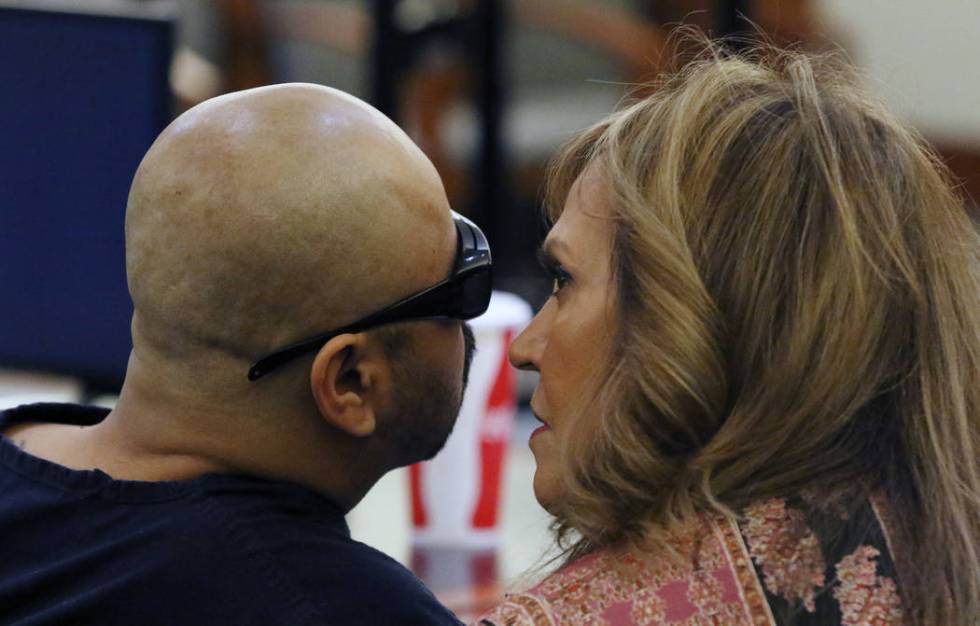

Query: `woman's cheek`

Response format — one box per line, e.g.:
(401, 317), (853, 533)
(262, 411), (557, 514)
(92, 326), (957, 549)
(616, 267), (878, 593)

(530, 432), (563, 510)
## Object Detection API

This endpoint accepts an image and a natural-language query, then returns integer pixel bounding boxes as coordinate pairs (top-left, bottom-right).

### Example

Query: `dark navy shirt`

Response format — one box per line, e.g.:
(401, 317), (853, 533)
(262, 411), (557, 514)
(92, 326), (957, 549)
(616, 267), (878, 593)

(0, 403), (463, 626)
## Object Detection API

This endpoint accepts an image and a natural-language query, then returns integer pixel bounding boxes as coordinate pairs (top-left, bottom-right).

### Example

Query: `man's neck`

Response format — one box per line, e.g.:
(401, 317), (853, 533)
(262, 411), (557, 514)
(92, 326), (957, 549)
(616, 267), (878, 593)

(95, 383), (385, 511)
(3, 409), (385, 511)
(2, 406), (231, 483)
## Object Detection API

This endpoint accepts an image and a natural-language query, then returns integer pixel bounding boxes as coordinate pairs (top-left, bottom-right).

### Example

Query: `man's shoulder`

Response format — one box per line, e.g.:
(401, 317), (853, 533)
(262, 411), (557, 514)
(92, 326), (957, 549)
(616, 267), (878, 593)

(298, 539), (461, 623)
(199, 481), (463, 625)
(242, 523), (462, 624)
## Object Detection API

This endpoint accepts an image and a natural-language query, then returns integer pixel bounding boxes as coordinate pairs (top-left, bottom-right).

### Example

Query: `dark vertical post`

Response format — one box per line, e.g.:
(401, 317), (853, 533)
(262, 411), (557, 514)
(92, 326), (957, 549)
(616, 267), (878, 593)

(370, 0), (399, 119)
(718, 0), (750, 49)
(471, 0), (506, 246)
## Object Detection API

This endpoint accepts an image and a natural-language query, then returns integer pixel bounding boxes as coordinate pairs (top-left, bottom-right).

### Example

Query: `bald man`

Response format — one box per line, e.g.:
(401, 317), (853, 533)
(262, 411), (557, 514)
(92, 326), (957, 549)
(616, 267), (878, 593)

(0, 84), (491, 625)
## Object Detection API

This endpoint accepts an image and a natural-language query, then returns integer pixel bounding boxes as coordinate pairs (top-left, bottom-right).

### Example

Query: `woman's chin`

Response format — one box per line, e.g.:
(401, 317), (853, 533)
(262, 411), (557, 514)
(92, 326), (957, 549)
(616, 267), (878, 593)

(532, 465), (563, 513)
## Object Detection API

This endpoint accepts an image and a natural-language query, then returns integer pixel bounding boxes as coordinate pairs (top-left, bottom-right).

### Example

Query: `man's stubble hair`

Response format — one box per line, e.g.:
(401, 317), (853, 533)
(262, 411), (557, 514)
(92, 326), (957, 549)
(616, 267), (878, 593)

(373, 322), (476, 467)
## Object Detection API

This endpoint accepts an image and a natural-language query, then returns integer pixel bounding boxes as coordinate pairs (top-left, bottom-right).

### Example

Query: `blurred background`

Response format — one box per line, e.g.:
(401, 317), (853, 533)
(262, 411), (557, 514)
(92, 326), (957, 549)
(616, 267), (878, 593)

(1, 0), (978, 620)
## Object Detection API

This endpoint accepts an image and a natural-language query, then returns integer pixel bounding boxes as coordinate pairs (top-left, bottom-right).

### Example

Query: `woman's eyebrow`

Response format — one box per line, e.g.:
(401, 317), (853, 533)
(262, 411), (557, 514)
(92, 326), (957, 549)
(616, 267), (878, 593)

(537, 240), (572, 272)
(540, 237), (572, 264)
(537, 243), (554, 263)
(536, 248), (558, 274)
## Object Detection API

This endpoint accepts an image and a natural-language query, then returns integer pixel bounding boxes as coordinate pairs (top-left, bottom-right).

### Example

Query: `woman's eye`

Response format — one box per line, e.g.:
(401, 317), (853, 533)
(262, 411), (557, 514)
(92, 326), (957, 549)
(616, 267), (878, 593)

(537, 249), (572, 297)
(550, 266), (572, 295)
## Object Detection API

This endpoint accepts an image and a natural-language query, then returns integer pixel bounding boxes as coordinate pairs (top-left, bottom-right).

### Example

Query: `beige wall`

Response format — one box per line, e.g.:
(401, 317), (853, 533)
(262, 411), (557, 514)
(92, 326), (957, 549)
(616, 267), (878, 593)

(817, 0), (980, 148)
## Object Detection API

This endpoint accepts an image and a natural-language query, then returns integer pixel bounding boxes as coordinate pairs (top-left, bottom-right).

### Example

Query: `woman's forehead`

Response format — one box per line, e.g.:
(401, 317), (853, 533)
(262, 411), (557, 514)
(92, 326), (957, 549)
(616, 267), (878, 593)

(546, 168), (614, 267)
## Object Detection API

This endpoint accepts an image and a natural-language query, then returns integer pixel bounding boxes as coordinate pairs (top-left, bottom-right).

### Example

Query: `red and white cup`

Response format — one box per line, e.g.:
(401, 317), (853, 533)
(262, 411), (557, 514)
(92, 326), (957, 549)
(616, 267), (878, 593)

(409, 290), (532, 548)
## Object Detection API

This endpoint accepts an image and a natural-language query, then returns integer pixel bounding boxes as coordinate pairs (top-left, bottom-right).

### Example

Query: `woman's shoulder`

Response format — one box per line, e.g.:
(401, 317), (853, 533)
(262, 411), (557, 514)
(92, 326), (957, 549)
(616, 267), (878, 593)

(475, 494), (908, 626)
(475, 513), (760, 625)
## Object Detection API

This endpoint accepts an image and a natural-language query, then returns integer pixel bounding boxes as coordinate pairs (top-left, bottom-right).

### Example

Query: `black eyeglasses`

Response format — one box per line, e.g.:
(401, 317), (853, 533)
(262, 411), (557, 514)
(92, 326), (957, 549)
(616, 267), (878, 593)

(247, 211), (492, 381)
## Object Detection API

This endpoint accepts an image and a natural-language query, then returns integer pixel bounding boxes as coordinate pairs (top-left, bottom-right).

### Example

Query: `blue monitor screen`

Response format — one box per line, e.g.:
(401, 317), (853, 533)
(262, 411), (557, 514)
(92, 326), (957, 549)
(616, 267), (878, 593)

(0, 6), (173, 389)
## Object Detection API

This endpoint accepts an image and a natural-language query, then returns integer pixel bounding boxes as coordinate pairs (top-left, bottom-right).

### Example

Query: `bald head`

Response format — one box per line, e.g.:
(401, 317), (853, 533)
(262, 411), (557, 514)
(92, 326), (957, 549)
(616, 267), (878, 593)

(125, 84), (455, 369)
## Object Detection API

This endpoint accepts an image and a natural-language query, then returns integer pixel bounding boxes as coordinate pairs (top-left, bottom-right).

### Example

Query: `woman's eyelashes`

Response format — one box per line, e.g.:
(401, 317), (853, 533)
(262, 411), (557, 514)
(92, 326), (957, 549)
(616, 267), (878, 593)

(550, 265), (572, 294)
(537, 248), (573, 296)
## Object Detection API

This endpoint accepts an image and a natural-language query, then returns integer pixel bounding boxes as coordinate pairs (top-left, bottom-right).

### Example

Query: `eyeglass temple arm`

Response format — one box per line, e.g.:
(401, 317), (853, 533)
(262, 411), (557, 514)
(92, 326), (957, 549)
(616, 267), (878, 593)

(247, 313), (387, 381)
(247, 277), (460, 381)
(249, 214), (481, 381)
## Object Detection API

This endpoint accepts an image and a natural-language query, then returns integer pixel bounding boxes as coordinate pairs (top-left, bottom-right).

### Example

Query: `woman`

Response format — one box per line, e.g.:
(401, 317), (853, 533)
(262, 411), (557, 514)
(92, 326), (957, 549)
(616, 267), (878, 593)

(477, 43), (980, 625)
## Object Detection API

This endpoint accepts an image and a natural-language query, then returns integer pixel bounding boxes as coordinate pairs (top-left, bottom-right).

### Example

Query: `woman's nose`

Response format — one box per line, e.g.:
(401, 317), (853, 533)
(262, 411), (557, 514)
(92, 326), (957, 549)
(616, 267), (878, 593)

(508, 300), (550, 371)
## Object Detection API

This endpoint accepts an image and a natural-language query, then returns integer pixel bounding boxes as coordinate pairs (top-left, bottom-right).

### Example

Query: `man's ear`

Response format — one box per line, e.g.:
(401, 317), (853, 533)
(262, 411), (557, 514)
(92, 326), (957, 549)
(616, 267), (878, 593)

(310, 333), (390, 437)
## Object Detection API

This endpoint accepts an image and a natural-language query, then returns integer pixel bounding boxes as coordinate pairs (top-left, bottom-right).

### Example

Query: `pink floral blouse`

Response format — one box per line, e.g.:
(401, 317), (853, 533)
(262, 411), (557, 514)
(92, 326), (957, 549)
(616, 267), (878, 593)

(475, 495), (907, 625)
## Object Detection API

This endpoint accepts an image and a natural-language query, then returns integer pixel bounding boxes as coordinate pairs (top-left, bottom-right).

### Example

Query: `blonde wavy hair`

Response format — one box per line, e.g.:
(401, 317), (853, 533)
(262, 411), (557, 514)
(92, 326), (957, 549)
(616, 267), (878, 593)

(544, 42), (980, 624)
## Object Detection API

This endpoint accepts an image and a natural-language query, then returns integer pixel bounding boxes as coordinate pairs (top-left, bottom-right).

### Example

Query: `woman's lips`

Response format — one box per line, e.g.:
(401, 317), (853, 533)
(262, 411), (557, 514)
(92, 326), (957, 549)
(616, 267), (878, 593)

(530, 424), (551, 440)
(530, 409), (551, 440)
